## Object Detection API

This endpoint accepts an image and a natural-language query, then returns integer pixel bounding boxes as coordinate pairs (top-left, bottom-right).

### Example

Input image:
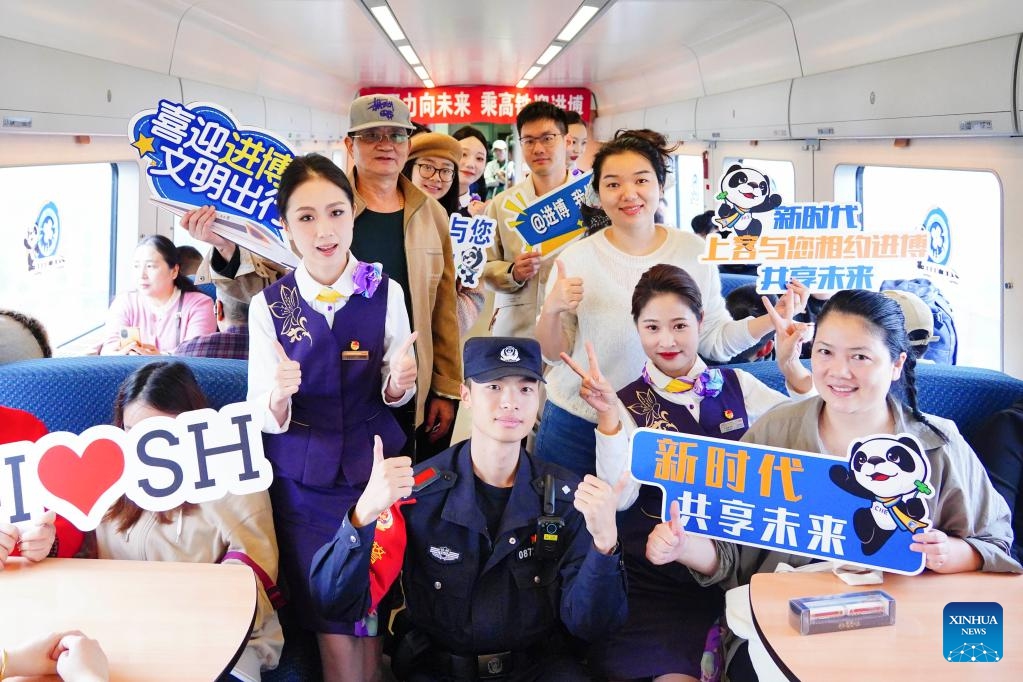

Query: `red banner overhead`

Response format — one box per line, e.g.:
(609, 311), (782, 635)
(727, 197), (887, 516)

(358, 86), (592, 125)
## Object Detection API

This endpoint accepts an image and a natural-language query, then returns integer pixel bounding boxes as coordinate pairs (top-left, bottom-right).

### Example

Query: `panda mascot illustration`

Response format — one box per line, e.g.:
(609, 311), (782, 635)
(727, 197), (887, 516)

(829, 434), (933, 556)
(714, 164), (782, 237)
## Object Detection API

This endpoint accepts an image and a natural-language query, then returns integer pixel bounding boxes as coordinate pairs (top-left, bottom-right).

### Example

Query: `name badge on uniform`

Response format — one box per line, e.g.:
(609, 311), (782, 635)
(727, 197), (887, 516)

(720, 417), (745, 434)
(342, 339), (369, 360)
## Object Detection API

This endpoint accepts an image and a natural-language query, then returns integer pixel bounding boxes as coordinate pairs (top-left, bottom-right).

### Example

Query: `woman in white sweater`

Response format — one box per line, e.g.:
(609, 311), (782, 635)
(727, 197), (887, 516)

(535, 128), (804, 475)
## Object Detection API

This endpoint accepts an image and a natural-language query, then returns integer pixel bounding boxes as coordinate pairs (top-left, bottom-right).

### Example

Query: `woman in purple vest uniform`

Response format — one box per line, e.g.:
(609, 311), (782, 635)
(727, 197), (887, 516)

(562, 264), (812, 682)
(247, 154), (418, 682)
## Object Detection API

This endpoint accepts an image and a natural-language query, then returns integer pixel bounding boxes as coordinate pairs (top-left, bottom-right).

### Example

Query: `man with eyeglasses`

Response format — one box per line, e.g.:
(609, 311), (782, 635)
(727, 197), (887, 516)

(343, 94), (462, 466)
(484, 101), (575, 340)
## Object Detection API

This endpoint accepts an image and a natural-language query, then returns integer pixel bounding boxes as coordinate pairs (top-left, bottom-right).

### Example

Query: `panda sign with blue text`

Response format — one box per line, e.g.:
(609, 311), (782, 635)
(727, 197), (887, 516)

(630, 428), (934, 574)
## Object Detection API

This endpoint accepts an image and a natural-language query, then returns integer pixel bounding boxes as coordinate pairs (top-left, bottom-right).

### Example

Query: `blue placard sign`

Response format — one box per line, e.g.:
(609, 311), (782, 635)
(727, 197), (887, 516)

(504, 171), (591, 251)
(129, 100), (296, 238)
(630, 428), (933, 575)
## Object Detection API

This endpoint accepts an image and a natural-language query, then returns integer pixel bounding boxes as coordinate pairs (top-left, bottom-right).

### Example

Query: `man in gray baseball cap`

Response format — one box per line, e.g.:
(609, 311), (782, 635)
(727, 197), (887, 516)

(348, 94), (415, 133)
(343, 92), (463, 478)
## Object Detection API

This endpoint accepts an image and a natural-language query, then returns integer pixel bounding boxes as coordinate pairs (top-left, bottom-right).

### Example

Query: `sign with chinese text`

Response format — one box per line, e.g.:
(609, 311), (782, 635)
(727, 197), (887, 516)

(502, 171), (591, 256)
(129, 100), (298, 268)
(449, 214), (496, 287)
(0, 403), (273, 531)
(701, 163), (934, 293)
(359, 86), (591, 124)
(630, 428), (932, 575)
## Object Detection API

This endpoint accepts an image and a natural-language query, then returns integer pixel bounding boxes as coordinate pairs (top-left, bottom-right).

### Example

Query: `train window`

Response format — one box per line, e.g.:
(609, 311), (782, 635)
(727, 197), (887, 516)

(1, 162), (118, 354)
(666, 154), (704, 229)
(721, 157), (795, 206)
(841, 165), (1001, 370)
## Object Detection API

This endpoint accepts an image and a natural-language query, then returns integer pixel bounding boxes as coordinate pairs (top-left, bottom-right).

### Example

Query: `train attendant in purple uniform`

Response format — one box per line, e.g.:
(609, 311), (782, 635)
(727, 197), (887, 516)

(246, 153), (418, 682)
(564, 264), (813, 682)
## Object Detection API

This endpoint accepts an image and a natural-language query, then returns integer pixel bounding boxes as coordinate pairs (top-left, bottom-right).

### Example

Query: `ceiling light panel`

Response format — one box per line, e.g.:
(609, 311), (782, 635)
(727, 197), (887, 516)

(370, 5), (405, 40)
(536, 44), (563, 65)
(557, 5), (599, 41)
(398, 44), (420, 65)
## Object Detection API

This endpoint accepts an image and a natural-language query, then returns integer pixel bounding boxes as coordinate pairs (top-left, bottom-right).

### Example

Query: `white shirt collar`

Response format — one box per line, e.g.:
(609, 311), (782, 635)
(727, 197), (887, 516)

(644, 356), (708, 390)
(293, 252), (359, 303)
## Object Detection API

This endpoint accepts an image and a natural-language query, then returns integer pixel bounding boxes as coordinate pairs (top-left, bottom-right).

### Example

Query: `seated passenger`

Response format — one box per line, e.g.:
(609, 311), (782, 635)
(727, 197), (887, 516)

(725, 284), (778, 363)
(690, 210), (718, 239)
(309, 337), (628, 682)
(880, 289), (937, 361)
(99, 235), (216, 355)
(1, 631), (109, 681)
(563, 264), (811, 682)
(175, 291), (249, 360)
(94, 361), (283, 681)
(176, 244), (203, 279)
(704, 290), (1020, 680)
(0, 405), (82, 561)
(0, 309), (52, 363)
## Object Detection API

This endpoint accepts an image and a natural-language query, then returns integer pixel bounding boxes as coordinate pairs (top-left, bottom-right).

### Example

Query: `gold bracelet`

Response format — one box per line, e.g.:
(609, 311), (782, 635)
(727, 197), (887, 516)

(1, 646), (8, 680)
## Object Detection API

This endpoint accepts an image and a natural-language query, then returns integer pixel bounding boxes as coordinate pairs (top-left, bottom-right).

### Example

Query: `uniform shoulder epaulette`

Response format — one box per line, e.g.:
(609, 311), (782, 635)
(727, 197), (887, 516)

(412, 466), (457, 495)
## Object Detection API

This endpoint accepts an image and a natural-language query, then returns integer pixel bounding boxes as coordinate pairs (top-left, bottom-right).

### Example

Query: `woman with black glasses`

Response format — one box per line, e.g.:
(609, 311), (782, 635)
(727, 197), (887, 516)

(401, 133), (485, 341)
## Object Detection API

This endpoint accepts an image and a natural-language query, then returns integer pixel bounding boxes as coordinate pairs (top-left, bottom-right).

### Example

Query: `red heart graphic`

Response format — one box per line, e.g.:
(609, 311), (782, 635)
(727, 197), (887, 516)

(37, 439), (126, 516)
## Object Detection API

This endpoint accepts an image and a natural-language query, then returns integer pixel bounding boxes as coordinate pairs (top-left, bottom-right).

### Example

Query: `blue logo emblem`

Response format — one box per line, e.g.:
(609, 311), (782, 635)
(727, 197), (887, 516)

(30, 201), (60, 259)
(923, 207), (952, 266)
(25, 201), (67, 272)
(943, 602), (1002, 662)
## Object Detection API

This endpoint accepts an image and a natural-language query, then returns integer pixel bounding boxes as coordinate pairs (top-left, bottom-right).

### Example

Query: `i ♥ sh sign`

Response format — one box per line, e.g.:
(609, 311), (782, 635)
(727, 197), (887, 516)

(0, 403), (273, 531)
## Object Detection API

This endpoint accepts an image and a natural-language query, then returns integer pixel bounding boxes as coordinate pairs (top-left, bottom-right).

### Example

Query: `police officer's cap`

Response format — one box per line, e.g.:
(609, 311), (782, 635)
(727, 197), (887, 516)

(463, 337), (546, 383)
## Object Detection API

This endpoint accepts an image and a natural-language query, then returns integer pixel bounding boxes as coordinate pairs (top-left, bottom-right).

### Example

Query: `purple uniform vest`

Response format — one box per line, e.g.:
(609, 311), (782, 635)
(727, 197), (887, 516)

(262, 271), (406, 489)
(615, 368), (750, 589)
(617, 368), (749, 441)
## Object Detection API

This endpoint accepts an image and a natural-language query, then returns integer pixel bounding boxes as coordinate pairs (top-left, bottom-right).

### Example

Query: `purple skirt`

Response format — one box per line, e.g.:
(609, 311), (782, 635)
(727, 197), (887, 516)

(270, 477), (364, 635)
(589, 486), (725, 678)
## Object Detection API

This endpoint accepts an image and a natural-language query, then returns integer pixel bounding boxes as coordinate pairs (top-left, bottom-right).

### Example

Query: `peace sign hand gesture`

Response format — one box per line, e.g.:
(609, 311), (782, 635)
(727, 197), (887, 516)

(762, 295), (814, 394)
(560, 341), (621, 434)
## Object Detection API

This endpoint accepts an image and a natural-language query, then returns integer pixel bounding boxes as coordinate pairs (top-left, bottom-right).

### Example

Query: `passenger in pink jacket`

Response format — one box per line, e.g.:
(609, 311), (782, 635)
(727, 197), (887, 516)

(100, 235), (216, 355)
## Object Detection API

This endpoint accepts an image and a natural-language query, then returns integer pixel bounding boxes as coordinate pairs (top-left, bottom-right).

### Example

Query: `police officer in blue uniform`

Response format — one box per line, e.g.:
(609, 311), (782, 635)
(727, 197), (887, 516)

(310, 336), (628, 681)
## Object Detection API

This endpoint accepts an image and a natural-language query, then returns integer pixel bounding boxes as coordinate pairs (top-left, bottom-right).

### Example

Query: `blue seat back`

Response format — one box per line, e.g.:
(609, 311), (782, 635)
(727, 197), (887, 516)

(729, 360), (1023, 448)
(0, 356), (247, 433)
(720, 273), (757, 298)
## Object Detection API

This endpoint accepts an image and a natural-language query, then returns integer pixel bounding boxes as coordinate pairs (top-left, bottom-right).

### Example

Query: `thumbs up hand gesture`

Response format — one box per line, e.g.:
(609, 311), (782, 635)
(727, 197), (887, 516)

(544, 259), (584, 315)
(269, 341), (302, 424)
(352, 436), (414, 528)
(385, 332), (418, 400)
(646, 499), (689, 565)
